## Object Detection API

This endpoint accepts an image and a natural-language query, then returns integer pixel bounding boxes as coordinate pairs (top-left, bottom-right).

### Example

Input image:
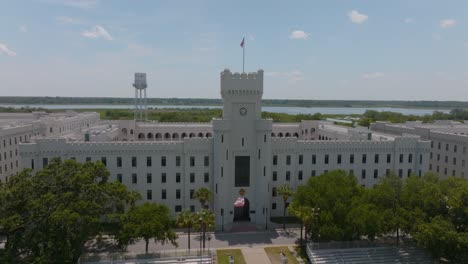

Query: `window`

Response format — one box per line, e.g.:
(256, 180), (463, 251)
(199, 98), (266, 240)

(374, 154), (379, 164)
(408, 154), (413, 163)
(438, 142), (441, 149)
(298, 170), (303, 180)
(176, 189), (181, 199)
(419, 154), (422, 164)
(431, 141), (434, 148)
(204, 172), (209, 183)
(161, 156), (166, 167)
(176, 156), (181, 167)
(272, 171), (277, 181)
(454, 145), (457, 153)
(286, 155), (291, 165)
(311, 170), (316, 177)
(147, 190), (152, 200)
(453, 157), (457, 165)
(235, 156), (250, 187)
(176, 173), (181, 183)
(445, 156), (448, 163)
(362, 154), (366, 164)
(147, 173), (152, 183)
(430, 152), (433, 159)
(175, 205), (182, 212)
(221, 134), (224, 143)
(444, 168), (447, 175)
(325, 154), (329, 164)
(147, 156), (152, 167)
(350, 154), (354, 164)
(437, 154), (440, 161)
(117, 157), (122, 167)
(387, 154), (391, 163)
(264, 134), (267, 143)
(337, 154), (342, 164)
(190, 173), (195, 183)
(190, 189), (195, 199)
(408, 169), (412, 177)
(286, 171), (290, 181)
(273, 155), (278, 165)
(31, 159), (34, 169)
(374, 169), (378, 179)
(132, 173), (137, 183)
(43, 157), (48, 167)
(101, 157), (107, 166)
(117, 174), (122, 183)
(446, 144), (449, 151)
(162, 189), (166, 200)
(298, 155), (303, 165)
(132, 156), (137, 167)
(452, 170), (456, 176)
(272, 187), (277, 197)
(399, 154), (403, 163)
(190, 156), (195, 167)
(190, 205), (195, 212)
(361, 169), (366, 179)
(386, 169), (390, 176)
(161, 173), (166, 183)
(312, 155), (317, 164)
(204, 156), (209, 166)
(272, 203), (277, 210)
(398, 169), (403, 178)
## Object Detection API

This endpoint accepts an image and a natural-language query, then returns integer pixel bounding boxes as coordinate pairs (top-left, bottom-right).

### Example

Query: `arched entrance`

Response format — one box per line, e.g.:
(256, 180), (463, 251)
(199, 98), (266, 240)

(233, 190), (250, 222)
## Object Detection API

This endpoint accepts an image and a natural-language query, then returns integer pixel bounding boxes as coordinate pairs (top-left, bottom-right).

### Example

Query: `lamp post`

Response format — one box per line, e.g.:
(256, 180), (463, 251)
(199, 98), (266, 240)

(198, 217), (202, 256)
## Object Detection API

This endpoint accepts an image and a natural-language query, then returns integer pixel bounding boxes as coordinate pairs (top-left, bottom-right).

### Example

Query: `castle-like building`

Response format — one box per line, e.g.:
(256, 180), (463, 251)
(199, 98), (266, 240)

(1, 68), (465, 230)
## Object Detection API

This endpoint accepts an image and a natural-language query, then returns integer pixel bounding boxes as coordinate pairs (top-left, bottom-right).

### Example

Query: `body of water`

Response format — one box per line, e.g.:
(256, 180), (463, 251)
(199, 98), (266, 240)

(0, 104), (450, 116)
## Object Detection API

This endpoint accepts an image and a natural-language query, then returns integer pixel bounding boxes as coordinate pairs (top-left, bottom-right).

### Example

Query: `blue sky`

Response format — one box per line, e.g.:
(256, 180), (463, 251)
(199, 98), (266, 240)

(1, 0), (467, 100)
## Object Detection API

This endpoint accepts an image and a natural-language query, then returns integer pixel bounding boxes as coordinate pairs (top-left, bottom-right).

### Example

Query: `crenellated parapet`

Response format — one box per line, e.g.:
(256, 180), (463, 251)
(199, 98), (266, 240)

(220, 69), (263, 97)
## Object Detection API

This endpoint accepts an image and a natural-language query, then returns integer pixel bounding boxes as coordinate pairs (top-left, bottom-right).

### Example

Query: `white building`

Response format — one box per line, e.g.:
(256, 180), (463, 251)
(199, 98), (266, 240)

(9, 69), (433, 231)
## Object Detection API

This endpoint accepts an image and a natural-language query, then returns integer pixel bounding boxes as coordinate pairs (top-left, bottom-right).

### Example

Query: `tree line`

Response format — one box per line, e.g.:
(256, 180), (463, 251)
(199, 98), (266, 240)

(285, 170), (468, 262)
(1, 96), (468, 108)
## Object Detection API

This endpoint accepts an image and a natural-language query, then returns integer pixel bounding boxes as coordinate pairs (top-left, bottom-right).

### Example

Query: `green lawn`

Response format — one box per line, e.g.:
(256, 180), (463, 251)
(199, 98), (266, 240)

(216, 249), (246, 264)
(264, 246), (299, 264)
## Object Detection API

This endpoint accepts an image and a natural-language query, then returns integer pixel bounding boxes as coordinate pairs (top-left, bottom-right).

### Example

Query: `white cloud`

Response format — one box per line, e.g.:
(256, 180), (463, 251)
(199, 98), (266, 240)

(348, 10), (368, 24)
(39, 0), (98, 9)
(81, 25), (113, 40)
(56, 16), (85, 25)
(19, 26), (28, 32)
(266, 70), (304, 82)
(362, 72), (384, 79)
(289, 30), (309, 40)
(403, 18), (414, 24)
(440, 19), (456, 28)
(0, 43), (17, 56)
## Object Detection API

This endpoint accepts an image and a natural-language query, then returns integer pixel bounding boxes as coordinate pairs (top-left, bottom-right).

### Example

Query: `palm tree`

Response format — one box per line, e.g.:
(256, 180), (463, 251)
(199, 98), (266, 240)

(193, 209), (215, 249)
(175, 209), (195, 251)
(277, 184), (294, 230)
(194, 187), (213, 209)
(289, 204), (314, 248)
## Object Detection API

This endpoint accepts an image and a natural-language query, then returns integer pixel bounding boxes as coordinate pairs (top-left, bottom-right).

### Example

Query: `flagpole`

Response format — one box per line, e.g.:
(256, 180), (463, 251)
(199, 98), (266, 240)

(243, 42), (245, 73)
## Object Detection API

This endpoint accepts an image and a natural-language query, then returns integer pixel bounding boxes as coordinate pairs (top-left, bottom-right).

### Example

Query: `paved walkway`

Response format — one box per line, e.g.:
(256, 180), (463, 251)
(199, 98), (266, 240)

(241, 246), (271, 264)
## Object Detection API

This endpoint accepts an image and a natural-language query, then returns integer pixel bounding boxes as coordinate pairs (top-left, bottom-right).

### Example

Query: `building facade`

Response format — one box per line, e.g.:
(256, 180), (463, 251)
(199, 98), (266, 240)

(10, 69), (434, 231)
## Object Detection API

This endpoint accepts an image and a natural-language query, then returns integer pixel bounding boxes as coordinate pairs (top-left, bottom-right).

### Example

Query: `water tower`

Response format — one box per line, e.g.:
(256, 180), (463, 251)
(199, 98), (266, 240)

(133, 72), (148, 121)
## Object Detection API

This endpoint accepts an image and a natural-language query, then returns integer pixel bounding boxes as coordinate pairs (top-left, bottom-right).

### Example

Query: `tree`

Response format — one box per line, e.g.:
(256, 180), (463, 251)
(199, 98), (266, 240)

(277, 184), (294, 230)
(0, 158), (139, 264)
(118, 203), (177, 254)
(175, 209), (195, 252)
(290, 170), (364, 241)
(193, 209), (215, 249)
(194, 187), (213, 209)
(288, 204), (314, 247)
(370, 173), (407, 244)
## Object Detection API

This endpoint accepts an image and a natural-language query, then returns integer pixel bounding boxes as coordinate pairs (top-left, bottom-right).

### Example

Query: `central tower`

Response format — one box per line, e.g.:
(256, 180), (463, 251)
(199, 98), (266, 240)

(213, 69), (272, 231)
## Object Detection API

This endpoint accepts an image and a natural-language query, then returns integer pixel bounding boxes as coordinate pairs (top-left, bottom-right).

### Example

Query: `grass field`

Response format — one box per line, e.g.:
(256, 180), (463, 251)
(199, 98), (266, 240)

(264, 246), (299, 264)
(216, 249), (246, 264)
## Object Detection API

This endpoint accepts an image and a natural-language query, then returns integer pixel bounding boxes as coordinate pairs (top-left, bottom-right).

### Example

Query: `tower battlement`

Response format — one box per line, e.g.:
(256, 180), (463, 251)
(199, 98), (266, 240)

(220, 69), (263, 94)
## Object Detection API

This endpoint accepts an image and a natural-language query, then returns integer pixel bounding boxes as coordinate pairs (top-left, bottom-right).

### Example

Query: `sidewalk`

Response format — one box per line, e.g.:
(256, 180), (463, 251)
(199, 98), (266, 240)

(241, 246), (272, 264)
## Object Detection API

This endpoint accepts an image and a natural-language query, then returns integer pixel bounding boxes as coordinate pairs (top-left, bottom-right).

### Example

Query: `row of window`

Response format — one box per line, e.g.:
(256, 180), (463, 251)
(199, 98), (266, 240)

(116, 172), (210, 184)
(431, 141), (467, 154)
(1, 134), (31, 149)
(429, 164), (465, 177)
(144, 188), (206, 202)
(0, 161), (19, 174)
(0, 149), (18, 161)
(271, 168), (420, 184)
(273, 153), (420, 166)
(430, 153), (465, 166)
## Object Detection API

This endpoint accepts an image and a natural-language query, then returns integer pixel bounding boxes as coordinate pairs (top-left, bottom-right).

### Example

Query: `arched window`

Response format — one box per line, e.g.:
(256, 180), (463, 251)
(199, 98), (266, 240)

(138, 133), (145, 140)
(164, 133), (171, 140)
(182, 133), (187, 139)
(130, 129), (134, 135)
(147, 133), (153, 140)
(271, 133), (276, 138)
(278, 133), (283, 138)
(285, 132), (291, 137)
(198, 132), (204, 138)
(155, 133), (162, 141)
(189, 133), (195, 138)
(293, 132), (299, 138)
(172, 133), (179, 140)
(206, 133), (212, 138)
